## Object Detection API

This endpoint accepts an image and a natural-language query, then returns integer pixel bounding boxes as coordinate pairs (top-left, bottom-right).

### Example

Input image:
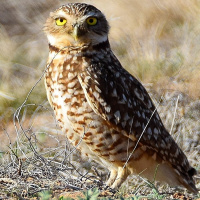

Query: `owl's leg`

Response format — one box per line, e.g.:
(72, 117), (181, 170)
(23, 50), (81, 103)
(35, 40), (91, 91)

(106, 169), (117, 187)
(110, 167), (130, 189)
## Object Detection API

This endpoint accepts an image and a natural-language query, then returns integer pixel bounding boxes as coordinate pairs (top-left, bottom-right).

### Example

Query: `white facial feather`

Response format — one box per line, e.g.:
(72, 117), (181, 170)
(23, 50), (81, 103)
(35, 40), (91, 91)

(47, 34), (56, 46)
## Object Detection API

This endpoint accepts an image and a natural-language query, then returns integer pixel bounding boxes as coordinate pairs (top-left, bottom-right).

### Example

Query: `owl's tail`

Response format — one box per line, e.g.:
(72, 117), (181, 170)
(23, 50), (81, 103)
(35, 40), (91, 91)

(157, 161), (198, 194)
(157, 164), (198, 194)
(176, 167), (198, 194)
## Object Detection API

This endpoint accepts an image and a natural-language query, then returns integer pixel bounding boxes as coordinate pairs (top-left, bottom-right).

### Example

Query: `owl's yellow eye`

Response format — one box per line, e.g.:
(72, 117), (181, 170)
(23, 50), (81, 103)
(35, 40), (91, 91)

(86, 17), (97, 26)
(55, 18), (67, 26)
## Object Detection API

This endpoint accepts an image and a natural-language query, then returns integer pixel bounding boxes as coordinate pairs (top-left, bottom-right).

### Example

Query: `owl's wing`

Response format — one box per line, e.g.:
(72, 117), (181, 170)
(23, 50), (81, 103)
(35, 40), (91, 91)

(78, 54), (163, 141)
(78, 52), (195, 176)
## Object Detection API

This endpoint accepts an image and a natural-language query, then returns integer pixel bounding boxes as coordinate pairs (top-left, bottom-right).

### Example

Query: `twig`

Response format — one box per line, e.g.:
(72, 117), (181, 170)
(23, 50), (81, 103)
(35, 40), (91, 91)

(170, 95), (179, 135)
(122, 98), (162, 170)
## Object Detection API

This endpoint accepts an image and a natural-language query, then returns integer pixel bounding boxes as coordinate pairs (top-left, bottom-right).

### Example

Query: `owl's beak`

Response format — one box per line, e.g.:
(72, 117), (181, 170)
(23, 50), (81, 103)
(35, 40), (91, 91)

(72, 25), (81, 41)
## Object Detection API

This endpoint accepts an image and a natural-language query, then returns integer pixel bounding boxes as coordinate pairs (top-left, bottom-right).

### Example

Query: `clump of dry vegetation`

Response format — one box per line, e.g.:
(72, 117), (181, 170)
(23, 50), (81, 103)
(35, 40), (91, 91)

(0, 0), (199, 199)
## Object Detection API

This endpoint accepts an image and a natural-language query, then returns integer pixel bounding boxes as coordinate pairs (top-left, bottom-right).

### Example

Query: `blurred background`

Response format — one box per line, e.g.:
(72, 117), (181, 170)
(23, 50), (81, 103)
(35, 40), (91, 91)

(0, 0), (199, 197)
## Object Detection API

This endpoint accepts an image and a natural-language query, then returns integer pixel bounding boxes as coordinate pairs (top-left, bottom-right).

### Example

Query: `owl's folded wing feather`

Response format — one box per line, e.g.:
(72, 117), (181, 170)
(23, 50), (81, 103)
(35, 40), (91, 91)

(77, 55), (197, 192)
(78, 55), (169, 146)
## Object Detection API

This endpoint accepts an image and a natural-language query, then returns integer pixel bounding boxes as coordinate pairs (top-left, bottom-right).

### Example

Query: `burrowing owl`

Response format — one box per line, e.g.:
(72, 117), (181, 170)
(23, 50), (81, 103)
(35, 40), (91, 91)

(44, 3), (198, 193)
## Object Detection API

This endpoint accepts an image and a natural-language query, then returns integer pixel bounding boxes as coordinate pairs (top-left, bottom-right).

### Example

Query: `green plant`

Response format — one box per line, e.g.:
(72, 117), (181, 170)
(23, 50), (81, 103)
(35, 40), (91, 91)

(38, 190), (52, 200)
(81, 188), (100, 200)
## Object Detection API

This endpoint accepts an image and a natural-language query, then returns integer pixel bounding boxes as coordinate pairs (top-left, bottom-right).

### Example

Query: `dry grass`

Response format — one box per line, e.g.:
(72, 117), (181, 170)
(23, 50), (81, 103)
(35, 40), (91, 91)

(0, 0), (199, 199)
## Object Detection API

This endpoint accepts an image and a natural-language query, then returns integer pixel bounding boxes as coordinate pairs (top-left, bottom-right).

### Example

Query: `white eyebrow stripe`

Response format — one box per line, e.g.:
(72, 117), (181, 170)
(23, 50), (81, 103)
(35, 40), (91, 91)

(54, 10), (68, 18)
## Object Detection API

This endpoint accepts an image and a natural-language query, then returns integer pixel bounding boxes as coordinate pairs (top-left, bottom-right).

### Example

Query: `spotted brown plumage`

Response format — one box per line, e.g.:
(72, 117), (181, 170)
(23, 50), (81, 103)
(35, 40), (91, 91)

(44, 3), (198, 193)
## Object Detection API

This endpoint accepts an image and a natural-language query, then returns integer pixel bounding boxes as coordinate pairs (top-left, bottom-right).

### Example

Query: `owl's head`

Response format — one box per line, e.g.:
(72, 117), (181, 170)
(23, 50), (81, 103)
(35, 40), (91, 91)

(44, 3), (109, 49)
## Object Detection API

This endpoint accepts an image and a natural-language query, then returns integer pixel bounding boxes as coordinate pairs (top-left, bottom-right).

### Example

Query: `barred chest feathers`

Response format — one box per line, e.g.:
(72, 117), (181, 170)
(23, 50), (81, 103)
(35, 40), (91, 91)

(45, 47), (95, 131)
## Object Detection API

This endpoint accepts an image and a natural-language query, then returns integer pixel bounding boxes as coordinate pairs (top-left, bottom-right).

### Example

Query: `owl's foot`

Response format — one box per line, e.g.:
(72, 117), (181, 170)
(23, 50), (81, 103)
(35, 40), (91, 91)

(106, 167), (130, 189)
(106, 169), (117, 187)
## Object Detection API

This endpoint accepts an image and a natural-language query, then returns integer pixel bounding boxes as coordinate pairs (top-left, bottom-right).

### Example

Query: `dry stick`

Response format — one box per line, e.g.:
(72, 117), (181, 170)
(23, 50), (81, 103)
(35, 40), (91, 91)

(11, 45), (93, 189)
(13, 47), (66, 155)
(59, 121), (95, 182)
(12, 48), (70, 177)
(21, 104), (52, 150)
(65, 121), (93, 155)
(63, 161), (89, 179)
(64, 127), (86, 159)
(61, 138), (71, 168)
(170, 95), (179, 135)
(2, 128), (16, 163)
(49, 126), (87, 164)
(15, 105), (44, 158)
(57, 134), (94, 188)
(13, 45), (76, 163)
(58, 161), (89, 190)
(15, 106), (45, 164)
(28, 102), (60, 147)
(122, 97), (163, 171)
(58, 172), (83, 190)
(28, 103), (50, 129)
